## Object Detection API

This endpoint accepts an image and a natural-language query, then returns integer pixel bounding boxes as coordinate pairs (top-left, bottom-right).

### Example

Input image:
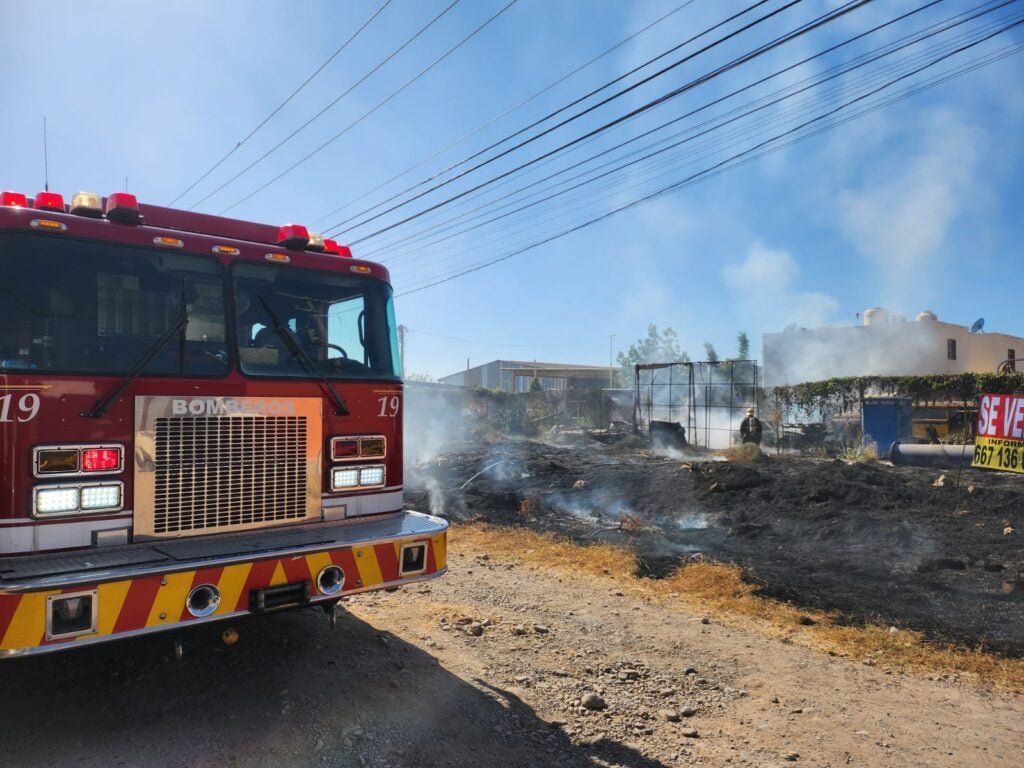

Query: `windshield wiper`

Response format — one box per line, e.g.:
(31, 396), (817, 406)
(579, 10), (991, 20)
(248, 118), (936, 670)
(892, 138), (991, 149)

(258, 296), (350, 416)
(82, 311), (189, 419)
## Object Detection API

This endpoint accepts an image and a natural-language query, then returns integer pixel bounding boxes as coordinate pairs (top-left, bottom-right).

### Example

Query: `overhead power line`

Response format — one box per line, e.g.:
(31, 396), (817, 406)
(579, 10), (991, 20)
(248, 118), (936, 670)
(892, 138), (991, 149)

(168, 0), (393, 207)
(365, 0), (964, 262)
(397, 27), (1021, 287)
(215, 0), (521, 215)
(328, 0), (796, 239)
(185, 0), (466, 212)
(389, 3), (1015, 286)
(403, 40), (1023, 291)
(396, 28), (1021, 286)
(338, 0), (876, 244)
(395, 15), (1024, 296)
(309, 0), (700, 227)
(372, 0), (1008, 267)
(320, 0), (752, 233)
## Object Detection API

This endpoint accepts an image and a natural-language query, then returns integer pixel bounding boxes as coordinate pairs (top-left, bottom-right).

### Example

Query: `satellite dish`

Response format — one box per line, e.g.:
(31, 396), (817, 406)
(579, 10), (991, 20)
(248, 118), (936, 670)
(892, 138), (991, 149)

(970, 317), (985, 334)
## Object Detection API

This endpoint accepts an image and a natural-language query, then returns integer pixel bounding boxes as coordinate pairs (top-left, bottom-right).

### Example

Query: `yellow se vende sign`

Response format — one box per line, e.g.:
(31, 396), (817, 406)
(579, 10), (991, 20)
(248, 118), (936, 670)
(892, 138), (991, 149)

(972, 393), (1024, 473)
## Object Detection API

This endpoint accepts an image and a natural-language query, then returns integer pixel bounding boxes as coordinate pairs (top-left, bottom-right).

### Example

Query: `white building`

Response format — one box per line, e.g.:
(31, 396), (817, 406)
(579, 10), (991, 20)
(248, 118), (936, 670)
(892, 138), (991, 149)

(763, 309), (1023, 387)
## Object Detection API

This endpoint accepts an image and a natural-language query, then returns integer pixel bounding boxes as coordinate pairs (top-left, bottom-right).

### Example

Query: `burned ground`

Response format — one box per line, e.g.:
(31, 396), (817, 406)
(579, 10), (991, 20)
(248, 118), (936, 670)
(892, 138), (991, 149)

(405, 438), (1024, 656)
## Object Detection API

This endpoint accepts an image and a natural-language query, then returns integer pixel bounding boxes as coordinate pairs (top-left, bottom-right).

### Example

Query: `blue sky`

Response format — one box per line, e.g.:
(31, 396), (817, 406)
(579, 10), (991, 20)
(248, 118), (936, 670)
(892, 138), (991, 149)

(3, 0), (1022, 379)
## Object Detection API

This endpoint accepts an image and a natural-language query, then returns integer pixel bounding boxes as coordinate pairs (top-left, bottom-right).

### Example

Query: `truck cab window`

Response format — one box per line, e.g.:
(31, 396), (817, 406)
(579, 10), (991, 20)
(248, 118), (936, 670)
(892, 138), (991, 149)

(0, 233), (227, 376)
(232, 262), (399, 381)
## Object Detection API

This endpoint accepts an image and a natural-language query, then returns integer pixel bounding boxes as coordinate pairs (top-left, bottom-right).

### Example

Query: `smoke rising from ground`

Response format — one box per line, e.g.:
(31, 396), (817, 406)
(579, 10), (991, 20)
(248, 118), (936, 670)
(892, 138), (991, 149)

(762, 312), (955, 387)
(723, 242), (839, 334)
(838, 109), (985, 310)
(403, 384), (474, 517)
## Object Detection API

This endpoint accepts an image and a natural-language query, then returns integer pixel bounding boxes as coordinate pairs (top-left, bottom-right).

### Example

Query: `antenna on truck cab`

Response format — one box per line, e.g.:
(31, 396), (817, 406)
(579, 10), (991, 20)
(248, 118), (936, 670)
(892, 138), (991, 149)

(42, 116), (49, 192)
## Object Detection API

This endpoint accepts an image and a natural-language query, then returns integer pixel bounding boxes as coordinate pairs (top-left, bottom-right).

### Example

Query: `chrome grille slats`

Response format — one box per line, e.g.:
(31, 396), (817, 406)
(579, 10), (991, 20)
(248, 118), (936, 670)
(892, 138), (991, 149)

(134, 396), (322, 540)
(153, 415), (307, 534)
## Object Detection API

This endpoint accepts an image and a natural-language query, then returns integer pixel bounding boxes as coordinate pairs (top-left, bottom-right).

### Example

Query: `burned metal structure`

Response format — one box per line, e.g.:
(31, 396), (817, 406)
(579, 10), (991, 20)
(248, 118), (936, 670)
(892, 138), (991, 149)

(633, 360), (760, 449)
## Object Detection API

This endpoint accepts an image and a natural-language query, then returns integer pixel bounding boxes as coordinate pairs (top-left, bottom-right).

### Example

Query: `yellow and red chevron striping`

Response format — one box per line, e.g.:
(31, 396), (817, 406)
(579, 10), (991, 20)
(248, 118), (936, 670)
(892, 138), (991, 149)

(0, 534), (445, 655)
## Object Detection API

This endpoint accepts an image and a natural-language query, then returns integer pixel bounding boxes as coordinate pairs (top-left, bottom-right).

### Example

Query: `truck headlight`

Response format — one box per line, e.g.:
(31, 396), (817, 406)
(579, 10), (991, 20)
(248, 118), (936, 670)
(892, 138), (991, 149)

(33, 482), (124, 517)
(34, 487), (79, 515)
(331, 468), (360, 489)
(80, 484), (123, 510)
(359, 466), (385, 486)
(330, 465), (385, 491)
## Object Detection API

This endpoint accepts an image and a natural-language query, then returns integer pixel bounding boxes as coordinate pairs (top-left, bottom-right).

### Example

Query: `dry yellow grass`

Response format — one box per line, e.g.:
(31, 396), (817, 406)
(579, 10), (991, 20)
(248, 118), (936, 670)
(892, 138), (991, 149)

(452, 523), (1024, 694)
(836, 441), (879, 463)
(716, 443), (763, 463)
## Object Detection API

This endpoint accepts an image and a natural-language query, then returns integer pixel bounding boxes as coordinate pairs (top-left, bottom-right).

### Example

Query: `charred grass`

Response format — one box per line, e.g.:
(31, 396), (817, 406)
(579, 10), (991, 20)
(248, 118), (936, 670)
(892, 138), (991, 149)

(454, 523), (1024, 694)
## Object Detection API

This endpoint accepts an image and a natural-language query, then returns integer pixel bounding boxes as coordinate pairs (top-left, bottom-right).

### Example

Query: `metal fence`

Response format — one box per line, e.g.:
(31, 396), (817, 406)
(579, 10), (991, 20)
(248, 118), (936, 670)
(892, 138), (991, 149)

(633, 360), (760, 449)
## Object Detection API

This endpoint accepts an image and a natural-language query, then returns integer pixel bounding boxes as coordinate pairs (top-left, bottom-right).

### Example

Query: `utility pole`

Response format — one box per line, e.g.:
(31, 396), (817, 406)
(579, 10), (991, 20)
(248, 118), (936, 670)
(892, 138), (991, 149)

(397, 324), (406, 377)
(609, 333), (616, 387)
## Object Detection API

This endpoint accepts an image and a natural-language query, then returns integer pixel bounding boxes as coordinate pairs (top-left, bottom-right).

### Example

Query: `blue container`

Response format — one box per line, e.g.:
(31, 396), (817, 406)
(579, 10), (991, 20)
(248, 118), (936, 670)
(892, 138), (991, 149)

(861, 397), (912, 457)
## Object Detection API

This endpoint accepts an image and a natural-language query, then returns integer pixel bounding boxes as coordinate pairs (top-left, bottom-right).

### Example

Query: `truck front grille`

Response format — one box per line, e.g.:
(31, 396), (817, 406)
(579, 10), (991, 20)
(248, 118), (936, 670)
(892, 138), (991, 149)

(153, 415), (308, 535)
(133, 396), (323, 540)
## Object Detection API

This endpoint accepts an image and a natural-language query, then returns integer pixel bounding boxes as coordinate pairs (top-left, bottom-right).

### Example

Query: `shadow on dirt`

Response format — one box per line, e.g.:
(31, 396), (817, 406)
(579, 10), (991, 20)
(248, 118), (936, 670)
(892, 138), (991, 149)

(0, 607), (669, 768)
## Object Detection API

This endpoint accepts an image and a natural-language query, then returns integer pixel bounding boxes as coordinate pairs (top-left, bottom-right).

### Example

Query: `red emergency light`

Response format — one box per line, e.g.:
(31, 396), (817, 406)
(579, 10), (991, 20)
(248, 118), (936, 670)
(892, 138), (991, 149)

(277, 224), (310, 249)
(323, 239), (353, 258)
(33, 191), (65, 211)
(105, 192), (141, 224)
(1, 191), (28, 207)
(81, 448), (122, 472)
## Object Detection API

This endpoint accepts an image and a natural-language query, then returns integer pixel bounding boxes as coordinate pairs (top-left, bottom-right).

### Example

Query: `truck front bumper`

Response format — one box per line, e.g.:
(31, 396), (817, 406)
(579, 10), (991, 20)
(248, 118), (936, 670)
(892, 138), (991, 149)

(0, 510), (447, 657)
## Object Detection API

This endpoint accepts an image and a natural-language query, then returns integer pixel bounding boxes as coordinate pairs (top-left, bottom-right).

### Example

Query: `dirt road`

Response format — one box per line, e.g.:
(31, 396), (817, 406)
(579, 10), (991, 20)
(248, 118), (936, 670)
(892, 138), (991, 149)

(1, 532), (1021, 768)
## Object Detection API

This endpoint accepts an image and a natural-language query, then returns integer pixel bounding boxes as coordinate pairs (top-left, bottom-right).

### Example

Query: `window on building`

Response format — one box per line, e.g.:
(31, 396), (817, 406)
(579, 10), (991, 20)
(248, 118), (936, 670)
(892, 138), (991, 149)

(947, 339), (957, 360)
(1009, 349), (1017, 372)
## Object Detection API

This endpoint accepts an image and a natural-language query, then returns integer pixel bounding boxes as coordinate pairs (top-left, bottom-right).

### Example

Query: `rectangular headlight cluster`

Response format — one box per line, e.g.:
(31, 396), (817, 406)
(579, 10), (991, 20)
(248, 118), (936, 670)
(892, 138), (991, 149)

(330, 435), (387, 462)
(330, 465), (386, 491)
(34, 482), (123, 517)
(34, 444), (124, 477)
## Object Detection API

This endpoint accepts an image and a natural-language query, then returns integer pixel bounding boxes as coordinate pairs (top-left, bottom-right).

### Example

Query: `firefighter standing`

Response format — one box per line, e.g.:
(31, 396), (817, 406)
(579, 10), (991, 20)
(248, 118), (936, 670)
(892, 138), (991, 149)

(740, 407), (763, 445)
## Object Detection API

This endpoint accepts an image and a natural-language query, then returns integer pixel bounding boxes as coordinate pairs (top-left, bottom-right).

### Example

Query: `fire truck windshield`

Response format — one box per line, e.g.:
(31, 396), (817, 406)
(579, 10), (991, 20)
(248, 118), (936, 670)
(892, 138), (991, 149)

(0, 232), (227, 376)
(232, 262), (400, 380)
(0, 233), (399, 382)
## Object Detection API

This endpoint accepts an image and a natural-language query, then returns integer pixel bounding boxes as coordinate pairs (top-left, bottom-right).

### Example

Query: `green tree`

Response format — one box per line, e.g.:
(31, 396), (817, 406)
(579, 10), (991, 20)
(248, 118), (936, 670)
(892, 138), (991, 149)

(703, 342), (719, 363)
(405, 372), (435, 383)
(736, 331), (750, 360)
(616, 324), (690, 382)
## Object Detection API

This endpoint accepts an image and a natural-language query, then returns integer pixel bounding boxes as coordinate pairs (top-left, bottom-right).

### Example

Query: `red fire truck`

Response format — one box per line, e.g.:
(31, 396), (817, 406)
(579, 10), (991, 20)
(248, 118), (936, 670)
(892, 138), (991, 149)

(0, 188), (447, 656)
